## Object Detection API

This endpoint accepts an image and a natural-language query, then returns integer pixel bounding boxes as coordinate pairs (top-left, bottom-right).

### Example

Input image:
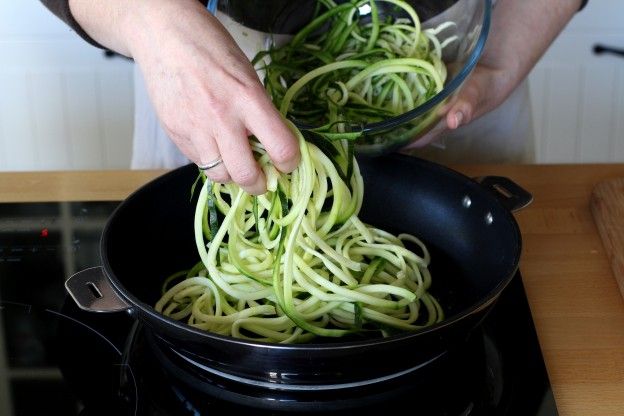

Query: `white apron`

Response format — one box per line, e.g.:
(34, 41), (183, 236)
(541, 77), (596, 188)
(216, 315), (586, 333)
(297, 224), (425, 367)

(411, 78), (535, 164)
(131, 10), (535, 169)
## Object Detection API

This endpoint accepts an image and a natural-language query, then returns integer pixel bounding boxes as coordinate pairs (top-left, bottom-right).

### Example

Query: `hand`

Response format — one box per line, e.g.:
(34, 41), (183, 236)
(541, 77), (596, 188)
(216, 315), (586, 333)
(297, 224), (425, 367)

(124, 0), (299, 194)
(403, 0), (582, 151)
(403, 63), (510, 150)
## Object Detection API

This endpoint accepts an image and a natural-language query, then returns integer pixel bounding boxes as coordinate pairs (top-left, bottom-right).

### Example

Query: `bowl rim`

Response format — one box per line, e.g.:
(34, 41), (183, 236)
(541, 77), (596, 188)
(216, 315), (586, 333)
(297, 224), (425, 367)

(292, 0), (492, 135)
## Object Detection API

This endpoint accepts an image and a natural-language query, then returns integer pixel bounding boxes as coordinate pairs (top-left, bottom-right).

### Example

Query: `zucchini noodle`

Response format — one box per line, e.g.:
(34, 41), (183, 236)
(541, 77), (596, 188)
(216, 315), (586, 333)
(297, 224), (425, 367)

(155, 124), (443, 343)
(253, 0), (457, 138)
(155, 0), (448, 343)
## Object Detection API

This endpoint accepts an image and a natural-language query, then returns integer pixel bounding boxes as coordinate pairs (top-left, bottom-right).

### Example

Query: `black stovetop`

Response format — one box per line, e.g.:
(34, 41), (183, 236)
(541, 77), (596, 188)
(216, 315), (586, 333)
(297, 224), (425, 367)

(0, 201), (557, 416)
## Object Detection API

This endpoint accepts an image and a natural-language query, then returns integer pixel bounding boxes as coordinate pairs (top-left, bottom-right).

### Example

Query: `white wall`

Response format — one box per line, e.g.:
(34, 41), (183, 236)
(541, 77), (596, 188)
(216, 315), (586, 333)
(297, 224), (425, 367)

(0, 1), (623, 171)
(528, 0), (624, 163)
(0, 0), (134, 171)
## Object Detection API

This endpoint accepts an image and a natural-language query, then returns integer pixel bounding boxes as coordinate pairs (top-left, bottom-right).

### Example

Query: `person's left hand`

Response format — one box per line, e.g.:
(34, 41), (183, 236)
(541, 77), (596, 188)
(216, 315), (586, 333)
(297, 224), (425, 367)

(402, 63), (510, 150)
(403, 0), (583, 151)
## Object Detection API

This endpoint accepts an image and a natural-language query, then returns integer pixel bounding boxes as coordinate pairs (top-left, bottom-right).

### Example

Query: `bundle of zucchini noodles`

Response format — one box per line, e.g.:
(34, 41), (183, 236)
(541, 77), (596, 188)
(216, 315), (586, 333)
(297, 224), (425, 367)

(155, 125), (443, 343)
(155, 0), (447, 343)
(254, 0), (455, 136)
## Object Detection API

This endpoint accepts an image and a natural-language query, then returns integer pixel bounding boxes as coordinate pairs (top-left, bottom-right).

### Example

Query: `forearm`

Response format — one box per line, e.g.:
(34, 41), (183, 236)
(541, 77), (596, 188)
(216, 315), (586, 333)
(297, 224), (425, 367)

(68, 0), (206, 57)
(483, 0), (582, 100)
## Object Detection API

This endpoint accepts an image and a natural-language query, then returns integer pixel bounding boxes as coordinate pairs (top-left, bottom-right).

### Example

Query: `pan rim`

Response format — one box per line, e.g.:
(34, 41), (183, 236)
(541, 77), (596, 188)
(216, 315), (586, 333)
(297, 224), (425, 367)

(100, 157), (522, 351)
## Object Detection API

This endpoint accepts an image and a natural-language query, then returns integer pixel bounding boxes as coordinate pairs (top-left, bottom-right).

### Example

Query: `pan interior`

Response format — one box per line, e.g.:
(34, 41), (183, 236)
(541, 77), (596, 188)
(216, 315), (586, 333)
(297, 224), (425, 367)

(103, 156), (520, 325)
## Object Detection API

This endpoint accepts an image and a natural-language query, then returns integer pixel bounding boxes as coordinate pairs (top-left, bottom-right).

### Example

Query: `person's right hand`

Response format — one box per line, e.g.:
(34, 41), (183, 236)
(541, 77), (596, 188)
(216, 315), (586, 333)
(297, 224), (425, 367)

(121, 0), (300, 194)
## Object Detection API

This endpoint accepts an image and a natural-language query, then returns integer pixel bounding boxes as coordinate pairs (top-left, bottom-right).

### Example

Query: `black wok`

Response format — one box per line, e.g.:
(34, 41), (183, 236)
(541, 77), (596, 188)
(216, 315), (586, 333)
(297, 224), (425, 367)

(65, 153), (531, 389)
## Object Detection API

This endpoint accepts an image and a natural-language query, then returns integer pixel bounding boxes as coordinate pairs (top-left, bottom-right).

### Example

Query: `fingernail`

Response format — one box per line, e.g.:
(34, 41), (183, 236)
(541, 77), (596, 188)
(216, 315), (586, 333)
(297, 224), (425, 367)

(275, 147), (301, 174)
(245, 172), (267, 196)
(285, 153), (301, 173)
(454, 112), (463, 128)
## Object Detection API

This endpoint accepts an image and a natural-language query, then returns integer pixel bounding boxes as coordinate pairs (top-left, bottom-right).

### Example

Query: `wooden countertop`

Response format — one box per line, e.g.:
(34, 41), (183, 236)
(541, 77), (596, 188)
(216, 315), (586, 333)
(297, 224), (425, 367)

(1, 164), (624, 415)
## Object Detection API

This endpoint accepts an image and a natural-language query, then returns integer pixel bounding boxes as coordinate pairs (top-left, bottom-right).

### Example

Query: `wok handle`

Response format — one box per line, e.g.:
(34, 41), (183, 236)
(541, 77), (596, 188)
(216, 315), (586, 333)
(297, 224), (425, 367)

(474, 176), (533, 212)
(65, 267), (131, 313)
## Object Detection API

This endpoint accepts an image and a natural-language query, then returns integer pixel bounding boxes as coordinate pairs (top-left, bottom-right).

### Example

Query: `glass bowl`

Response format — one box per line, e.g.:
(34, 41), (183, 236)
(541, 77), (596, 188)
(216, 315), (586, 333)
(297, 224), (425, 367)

(217, 0), (491, 155)
(350, 0), (492, 155)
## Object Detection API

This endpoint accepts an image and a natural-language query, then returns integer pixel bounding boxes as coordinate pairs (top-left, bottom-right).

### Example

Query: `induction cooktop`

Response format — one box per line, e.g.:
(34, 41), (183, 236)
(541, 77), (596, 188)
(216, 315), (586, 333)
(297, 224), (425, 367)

(0, 201), (557, 415)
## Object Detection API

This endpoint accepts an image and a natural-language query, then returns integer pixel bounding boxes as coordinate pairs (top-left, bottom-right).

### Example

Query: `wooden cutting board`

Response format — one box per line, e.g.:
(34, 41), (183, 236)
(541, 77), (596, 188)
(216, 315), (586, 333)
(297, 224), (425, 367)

(591, 177), (624, 299)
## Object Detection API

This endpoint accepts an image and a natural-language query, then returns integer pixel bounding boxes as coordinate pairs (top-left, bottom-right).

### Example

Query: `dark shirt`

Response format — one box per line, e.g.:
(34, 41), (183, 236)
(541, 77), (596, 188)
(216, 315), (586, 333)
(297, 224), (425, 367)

(41, 0), (589, 49)
(39, 0), (208, 48)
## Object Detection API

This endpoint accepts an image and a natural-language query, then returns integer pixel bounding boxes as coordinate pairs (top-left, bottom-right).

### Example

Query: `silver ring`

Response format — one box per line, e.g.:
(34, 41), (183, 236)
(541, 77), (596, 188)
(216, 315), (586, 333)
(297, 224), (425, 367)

(197, 157), (223, 171)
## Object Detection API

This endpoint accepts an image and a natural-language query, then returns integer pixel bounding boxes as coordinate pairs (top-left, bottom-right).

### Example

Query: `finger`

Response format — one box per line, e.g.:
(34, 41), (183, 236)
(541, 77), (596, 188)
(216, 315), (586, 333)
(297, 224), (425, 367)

(445, 79), (481, 130)
(402, 118), (448, 150)
(214, 123), (266, 195)
(167, 130), (200, 164)
(239, 88), (300, 173)
(192, 134), (231, 183)
(444, 100), (473, 130)
(446, 110), (464, 130)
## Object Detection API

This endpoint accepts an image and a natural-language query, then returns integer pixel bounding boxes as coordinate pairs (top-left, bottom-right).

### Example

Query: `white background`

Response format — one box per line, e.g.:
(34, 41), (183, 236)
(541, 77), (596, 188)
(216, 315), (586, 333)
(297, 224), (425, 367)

(0, 0), (134, 171)
(529, 0), (624, 163)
